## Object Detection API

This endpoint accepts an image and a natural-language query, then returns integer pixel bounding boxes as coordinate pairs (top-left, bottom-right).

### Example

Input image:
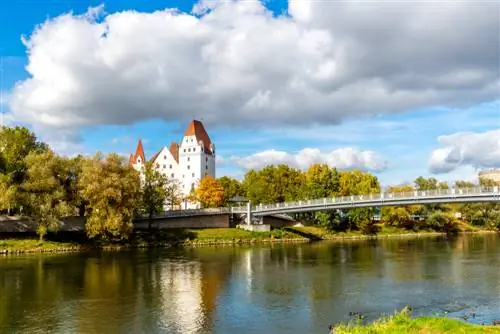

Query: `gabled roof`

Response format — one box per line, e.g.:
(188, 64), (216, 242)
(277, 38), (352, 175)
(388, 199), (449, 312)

(169, 142), (179, 163)
(184, 120), (213, 154)
(150, 148), (163, 163)
(130, 139), (146, 165)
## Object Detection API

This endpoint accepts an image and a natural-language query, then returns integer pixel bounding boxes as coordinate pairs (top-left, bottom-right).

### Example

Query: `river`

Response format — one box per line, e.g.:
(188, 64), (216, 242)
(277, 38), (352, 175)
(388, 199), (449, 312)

(0, 234), (499, 333)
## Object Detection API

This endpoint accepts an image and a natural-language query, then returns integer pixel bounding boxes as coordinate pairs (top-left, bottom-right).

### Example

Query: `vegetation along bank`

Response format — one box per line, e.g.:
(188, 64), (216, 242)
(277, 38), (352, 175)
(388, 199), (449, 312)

(0, 125), (499, 253)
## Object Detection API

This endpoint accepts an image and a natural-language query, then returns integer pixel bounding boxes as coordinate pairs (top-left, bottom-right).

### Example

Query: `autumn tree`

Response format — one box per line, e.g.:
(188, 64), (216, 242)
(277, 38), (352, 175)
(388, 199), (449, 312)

(79, 153), (141, 240)
(339, 170), (380, 232)
(218, 176), (245, 206)
(21, 151), (74, 241)
(381, 185), (420, 229)
(193, 176), (224, 208)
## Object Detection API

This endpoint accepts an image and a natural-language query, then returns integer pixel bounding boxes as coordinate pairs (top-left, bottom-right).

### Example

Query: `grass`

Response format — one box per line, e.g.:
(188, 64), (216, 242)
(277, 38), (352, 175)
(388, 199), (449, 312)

(0, 238), (79, 252)
(0, 227), (308, 253)
(333, 308), (500, 333)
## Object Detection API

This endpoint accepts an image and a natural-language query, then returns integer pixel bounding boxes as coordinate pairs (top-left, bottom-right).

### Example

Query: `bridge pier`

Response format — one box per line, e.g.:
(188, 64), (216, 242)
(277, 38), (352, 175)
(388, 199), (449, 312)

(246, 201), (252, 225)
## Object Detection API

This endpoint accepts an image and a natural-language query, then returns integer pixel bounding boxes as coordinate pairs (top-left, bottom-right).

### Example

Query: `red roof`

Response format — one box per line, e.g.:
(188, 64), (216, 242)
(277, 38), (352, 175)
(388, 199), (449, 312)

(169, 142), (179, 163)
(130, 139), (146, 165)
(184, 120), (213, 154)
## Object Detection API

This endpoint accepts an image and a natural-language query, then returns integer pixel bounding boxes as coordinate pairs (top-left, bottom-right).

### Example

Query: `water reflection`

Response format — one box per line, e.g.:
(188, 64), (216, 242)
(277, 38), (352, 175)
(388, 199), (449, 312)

(0, 234), (499, 333)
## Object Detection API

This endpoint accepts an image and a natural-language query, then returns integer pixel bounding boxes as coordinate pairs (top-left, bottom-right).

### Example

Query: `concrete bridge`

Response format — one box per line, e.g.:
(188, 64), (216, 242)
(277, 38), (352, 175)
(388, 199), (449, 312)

(151, 186), (500, 225)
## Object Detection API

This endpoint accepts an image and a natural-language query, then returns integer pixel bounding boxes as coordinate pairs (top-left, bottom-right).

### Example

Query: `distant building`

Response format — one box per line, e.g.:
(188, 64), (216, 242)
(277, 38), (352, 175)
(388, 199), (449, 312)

(129, 120), (216, 209)
(478, 169), (500, 184)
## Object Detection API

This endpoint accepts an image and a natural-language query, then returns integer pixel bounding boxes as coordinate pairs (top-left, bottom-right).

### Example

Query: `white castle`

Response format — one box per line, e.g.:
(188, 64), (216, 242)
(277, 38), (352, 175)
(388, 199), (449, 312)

(129, 120), (216, 209)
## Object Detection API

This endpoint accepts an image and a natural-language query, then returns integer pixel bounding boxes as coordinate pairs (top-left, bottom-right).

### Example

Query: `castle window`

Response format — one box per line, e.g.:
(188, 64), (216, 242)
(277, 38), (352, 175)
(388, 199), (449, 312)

(164, 155), (166, 160)
(187, 157), (190, 162)
(206, 165), (208, 170)
(192, 173), (195, 177)
(201, 148), (204, 152)
(169, 164), (172, 169)
(183, 149), (186, 152)
(188, 148), (191, 152)
(171, 173), (174, 178)
(182, 175), (185, 178)
(187, 165), (190, 170)
(205, 157), (208, 162)
(156, 163), (160, 168)
(163, 164), (166, 169)
(191, 183), (195, 191)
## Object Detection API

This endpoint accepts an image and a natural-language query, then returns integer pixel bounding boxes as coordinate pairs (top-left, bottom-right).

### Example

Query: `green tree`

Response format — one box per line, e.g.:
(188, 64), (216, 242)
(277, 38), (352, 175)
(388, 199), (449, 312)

(139, 161), (168, 229)
(79, 153), (141, 240)
(21, 151), (74, 241)
(242, 165), (304, 204)
(218, 176), (245, 206)
(164, 178), (183, 210)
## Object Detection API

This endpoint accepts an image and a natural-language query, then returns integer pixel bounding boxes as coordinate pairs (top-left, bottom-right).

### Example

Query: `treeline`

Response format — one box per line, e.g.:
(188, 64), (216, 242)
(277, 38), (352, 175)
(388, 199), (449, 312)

(1, 126), (499, 241)
(0, 126), (158, 241)
(212, 165), (500, 233)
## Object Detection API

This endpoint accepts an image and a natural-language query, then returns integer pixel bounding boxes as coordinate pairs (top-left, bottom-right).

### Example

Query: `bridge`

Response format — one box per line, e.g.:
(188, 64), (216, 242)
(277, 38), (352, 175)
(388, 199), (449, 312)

(151, 186), (500, 224)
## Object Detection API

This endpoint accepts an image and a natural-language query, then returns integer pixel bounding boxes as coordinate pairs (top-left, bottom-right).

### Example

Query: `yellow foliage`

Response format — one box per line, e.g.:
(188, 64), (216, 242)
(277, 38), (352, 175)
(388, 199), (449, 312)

(194, 176), (224, 208)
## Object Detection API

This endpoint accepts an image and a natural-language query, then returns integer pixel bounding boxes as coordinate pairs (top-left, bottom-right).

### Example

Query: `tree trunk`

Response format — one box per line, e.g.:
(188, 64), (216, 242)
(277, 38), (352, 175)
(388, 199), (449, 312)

(39, 233), (44, 243)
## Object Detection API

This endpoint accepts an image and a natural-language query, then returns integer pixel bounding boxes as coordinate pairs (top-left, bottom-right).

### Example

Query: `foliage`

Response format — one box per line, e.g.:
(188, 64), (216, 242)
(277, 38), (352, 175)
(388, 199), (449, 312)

(242, 164), (304, 204)
(79, 153), (141, 240)
(139, 161), (168, 220)
(21, 151), (74, 240)
(218, 176), (245, 206)
(425, 211), (459, 233)
(164, 178), (183, 210)
(194, 175), (224, 208)
(381, 185), (420, 229)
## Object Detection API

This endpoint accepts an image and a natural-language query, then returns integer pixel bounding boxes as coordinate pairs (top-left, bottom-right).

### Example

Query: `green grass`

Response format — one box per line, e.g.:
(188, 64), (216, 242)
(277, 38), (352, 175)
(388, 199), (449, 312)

(333, 308), (500, 333)
(0, 239), (79, 251)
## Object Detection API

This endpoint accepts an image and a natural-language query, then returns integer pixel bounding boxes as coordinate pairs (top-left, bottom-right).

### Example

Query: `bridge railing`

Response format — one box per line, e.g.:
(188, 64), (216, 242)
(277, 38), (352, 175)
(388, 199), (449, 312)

(250, 187), (499, 212)
(137, 207), (234, 219)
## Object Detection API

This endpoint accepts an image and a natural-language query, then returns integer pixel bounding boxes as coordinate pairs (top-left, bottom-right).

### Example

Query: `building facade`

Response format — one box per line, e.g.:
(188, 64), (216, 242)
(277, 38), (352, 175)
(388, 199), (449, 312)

(129, 120), (216, 209)
(478, 169), (500, 184)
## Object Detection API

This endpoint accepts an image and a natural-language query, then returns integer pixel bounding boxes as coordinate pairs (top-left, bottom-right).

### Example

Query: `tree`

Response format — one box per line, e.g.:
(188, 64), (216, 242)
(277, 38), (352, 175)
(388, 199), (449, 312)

(0, 174), (17, 214)
(0, 126), (49, 213)
(193, 176), (224, 208)
(79, 153), (141, 240)
(21, 151), (73, 241)
(164, 178), (183, 210)
(139, 161), (168, 229)
(339, 170), (380, 231)
(381, 185), (419, 229)
(218, 176), (245, 206)
(242, 165), (304, 204)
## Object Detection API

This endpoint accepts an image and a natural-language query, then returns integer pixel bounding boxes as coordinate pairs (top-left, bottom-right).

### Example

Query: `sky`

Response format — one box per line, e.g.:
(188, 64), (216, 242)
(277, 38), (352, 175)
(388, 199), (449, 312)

(1, 0), (499, 186)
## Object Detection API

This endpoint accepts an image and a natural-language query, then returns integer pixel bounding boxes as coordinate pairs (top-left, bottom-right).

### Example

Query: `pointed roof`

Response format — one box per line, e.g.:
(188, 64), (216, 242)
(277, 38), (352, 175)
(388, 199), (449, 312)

(130, 139), (146, 165)
(169, 142), (179, 163)
(184, 120), (213, 154)
(150, 148), (162, 163)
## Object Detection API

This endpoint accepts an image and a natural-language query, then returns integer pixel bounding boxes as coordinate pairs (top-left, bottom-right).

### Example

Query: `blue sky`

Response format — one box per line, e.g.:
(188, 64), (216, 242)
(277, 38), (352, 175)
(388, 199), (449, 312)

(1, 0), (499, 185)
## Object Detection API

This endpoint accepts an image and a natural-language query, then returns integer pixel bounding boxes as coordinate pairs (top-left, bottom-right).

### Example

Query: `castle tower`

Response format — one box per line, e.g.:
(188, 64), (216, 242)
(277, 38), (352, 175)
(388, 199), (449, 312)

(130, 139), (146, 173)
(178, 120), (216, 208)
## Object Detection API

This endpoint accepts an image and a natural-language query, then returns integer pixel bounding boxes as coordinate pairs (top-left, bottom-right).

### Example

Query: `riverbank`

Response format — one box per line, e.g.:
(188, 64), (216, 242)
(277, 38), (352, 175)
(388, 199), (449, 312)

(332, 308), (500, 333)
(1, 226), (498, 255)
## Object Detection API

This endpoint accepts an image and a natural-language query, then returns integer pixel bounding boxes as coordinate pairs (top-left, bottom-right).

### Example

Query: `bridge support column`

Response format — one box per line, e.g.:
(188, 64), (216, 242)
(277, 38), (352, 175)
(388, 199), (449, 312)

(246, 201), (252, 225)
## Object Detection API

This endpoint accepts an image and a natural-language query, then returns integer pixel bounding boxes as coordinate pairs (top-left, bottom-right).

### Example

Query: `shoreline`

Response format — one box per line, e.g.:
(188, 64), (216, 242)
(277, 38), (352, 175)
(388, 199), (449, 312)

(1, 229), (498, 256)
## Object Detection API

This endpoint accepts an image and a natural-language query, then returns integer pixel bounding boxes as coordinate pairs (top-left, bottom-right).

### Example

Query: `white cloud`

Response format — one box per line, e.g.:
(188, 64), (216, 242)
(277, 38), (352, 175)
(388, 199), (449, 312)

(231, 147), (387, 172)
(429, 129), (500, 174)
(8, 0), (499, 140)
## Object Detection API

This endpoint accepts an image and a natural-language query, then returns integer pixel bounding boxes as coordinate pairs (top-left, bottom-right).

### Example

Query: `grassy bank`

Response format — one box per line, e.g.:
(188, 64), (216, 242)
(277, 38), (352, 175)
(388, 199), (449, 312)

(0, 227), (308, 254)
(1, 225), (497, 255)
(287, 224), (496, 241)
(332, 308), (500, 333)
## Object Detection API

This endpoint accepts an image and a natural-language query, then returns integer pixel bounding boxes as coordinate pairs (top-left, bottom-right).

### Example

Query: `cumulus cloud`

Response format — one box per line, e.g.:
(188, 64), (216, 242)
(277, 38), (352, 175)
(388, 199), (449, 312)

(231, 147), (387, 172)
(8, 0), (499, 139)
(429, 129), (500, 174)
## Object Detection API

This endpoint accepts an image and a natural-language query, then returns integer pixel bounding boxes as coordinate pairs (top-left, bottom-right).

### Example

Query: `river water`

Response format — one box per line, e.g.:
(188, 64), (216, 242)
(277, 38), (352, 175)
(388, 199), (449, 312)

(1, 234), (499, 333)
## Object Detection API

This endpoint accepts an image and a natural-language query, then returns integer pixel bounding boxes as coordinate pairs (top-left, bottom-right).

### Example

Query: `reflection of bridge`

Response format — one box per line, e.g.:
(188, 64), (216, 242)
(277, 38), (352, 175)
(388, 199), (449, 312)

(150, 187), (500, 224)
